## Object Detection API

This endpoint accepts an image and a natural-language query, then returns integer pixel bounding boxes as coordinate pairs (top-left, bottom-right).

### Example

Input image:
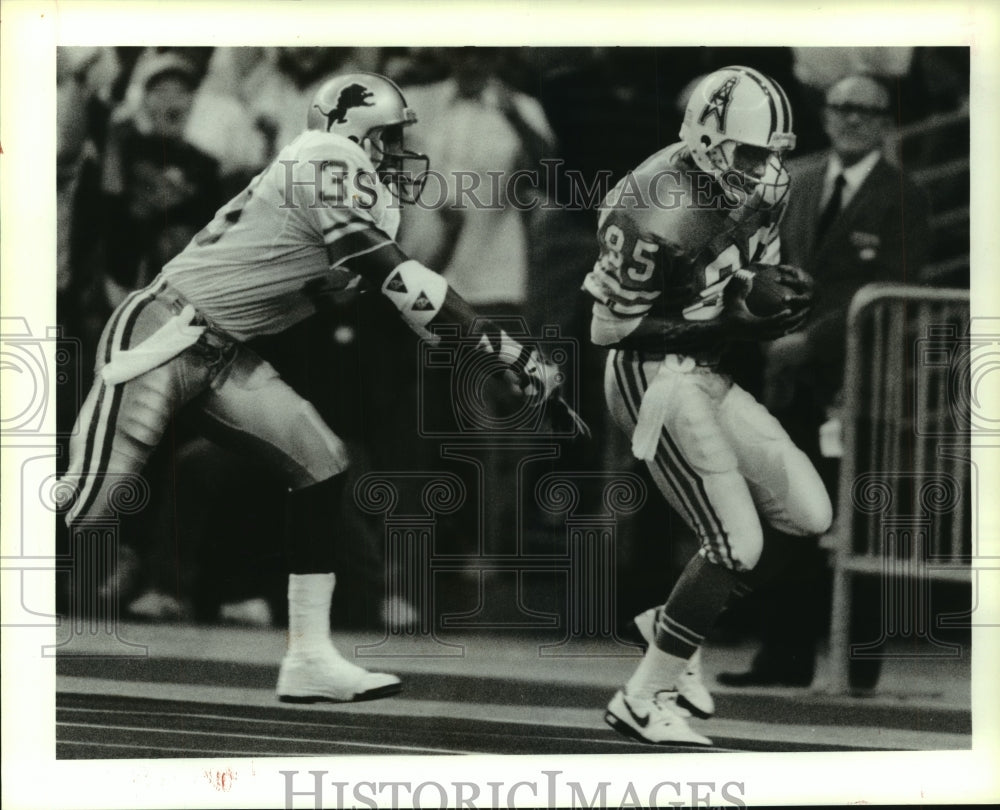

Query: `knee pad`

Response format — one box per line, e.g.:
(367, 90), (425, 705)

(286, 400), (350, 485)
(789, 480), (833, 536)
(219, 351), (350, 488)
(701, 521), (763, 572)
(769, 446), (833, 537)
(735, 529), (764, 571)
(117, 368), (175, 454)
(808, 497), (834, 536)
(118, 401), (171, 455)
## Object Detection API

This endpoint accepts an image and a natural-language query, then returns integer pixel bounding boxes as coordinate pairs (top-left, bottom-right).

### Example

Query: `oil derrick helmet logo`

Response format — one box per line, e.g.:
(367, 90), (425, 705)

(313, 83), (376, 129)
(697, 75), (739, 134)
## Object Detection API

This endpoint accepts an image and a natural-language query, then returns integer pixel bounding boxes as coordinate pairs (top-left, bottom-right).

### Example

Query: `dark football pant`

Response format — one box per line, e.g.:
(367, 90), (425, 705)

(63, 278), (350, 528)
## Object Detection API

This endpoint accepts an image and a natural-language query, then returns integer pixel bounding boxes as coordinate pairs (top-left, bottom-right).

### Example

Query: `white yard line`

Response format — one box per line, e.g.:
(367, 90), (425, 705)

(57, 740), (311, 758)
(58, 719), (474, 756)
(57, 675), (971, 751)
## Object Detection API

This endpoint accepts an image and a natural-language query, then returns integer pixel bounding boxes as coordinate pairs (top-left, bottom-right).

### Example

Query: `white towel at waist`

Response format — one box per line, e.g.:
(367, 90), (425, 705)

(101, 305), (206, 386)
(630, 355), (695, 461)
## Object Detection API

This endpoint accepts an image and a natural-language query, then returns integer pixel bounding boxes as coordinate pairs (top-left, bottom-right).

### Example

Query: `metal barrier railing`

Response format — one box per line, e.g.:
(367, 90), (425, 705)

(822, 283), (971, 693)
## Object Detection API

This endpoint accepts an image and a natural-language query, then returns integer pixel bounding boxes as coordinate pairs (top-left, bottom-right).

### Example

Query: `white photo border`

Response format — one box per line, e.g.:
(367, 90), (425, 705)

(2, 1), (998, 807)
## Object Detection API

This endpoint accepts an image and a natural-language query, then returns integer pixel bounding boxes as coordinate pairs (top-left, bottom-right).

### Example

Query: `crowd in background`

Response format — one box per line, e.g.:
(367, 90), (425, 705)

(55, 46), (970, 639)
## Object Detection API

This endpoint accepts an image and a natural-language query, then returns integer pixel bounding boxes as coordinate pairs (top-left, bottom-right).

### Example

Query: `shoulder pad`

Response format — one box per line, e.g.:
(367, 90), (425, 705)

(602, 149), (723, 253)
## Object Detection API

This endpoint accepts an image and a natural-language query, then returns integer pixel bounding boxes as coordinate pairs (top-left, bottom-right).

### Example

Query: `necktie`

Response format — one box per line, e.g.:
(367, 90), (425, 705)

(814, 173), (845, 243)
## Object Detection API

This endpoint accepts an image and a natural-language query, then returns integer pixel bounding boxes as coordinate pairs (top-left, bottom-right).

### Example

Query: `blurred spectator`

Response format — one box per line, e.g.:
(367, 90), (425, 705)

(400, 48), (555, 311)
(184, 47), (272, 191)
(908, 47), (970, 115)
(769, 74), (932, 420)
(379, 47), (450, 88)
(794, 46), (969, 132)
(56, 49), (112, 357)
(241, 47), (374, 158)
(397, 49), (556, 564)
(791, 47), (915, 150)
(88, 50), (224, 622)
(792, 47), (914, 93)
(718, 74), (932, 692)
(101, 52), (223, 305)
(56, 48), (113, 618)
(185, 48), (388, 229)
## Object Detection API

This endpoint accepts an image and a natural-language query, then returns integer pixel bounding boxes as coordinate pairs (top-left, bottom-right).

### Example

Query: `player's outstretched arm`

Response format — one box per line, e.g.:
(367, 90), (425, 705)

(431, 283), (589, 436)
(373, 257), (562, 402)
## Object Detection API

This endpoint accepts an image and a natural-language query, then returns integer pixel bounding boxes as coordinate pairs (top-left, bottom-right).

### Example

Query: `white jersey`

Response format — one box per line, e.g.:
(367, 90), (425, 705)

(163, 130), (402, 340)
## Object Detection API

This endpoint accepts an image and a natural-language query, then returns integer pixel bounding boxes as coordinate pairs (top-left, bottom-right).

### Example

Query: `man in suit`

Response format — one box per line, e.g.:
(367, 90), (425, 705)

(718, 73), (931, 691)
(771, 73), (932, 417)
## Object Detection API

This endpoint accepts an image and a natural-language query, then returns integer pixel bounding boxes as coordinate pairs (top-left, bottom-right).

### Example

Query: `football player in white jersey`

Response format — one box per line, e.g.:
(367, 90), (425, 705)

(61, 72), (568, 703)
(583, 66), (833, 745)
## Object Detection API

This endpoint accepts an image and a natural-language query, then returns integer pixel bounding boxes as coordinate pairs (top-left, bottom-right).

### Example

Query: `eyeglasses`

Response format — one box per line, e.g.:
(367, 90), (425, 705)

(825, 103), (890, 118)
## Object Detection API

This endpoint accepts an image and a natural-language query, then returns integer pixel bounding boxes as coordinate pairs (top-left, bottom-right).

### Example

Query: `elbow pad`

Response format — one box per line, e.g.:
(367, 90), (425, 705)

(381, 260), (449, 338)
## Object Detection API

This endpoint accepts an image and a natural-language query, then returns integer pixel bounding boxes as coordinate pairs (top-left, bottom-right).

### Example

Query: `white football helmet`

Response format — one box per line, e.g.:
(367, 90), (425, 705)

(679, 66), (796, 206)
(308, 72), (429, 203)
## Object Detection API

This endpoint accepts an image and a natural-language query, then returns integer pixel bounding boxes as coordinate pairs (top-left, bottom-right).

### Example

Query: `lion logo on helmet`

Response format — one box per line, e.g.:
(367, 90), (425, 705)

(313, 83), (376, 129)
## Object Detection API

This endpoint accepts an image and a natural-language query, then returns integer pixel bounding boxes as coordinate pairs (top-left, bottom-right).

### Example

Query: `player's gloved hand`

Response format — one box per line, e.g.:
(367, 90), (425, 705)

(722, 269), (811, 340)
(512, 349), (563, 402)
(505, 350), (592, 439)
(756, 263), (816, 301)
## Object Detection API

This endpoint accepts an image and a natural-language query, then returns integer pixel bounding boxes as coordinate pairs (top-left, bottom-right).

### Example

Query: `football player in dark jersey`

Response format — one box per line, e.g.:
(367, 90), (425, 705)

(584, 66), (832, 745)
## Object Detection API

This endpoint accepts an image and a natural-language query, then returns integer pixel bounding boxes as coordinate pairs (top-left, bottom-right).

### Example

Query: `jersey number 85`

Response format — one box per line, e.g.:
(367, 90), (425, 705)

(598, 222), (660, 286)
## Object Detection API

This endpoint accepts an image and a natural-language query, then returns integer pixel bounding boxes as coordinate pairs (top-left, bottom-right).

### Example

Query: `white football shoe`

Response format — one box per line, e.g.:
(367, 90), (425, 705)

(605, 689), (712, 746)
(633, 607), (716, 719)
(277, 648), (402, 703)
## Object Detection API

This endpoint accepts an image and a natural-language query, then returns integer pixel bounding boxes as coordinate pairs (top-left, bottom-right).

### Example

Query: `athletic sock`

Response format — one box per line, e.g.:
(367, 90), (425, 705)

(626, 645), (689, 701)
(286, 572), (336, 658)
(285, 474), (345, 574)
(626, 553), (740, 699)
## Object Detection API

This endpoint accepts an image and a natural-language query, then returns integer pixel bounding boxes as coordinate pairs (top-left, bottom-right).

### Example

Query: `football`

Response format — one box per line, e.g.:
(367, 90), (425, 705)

(744, 265), (804, 316)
